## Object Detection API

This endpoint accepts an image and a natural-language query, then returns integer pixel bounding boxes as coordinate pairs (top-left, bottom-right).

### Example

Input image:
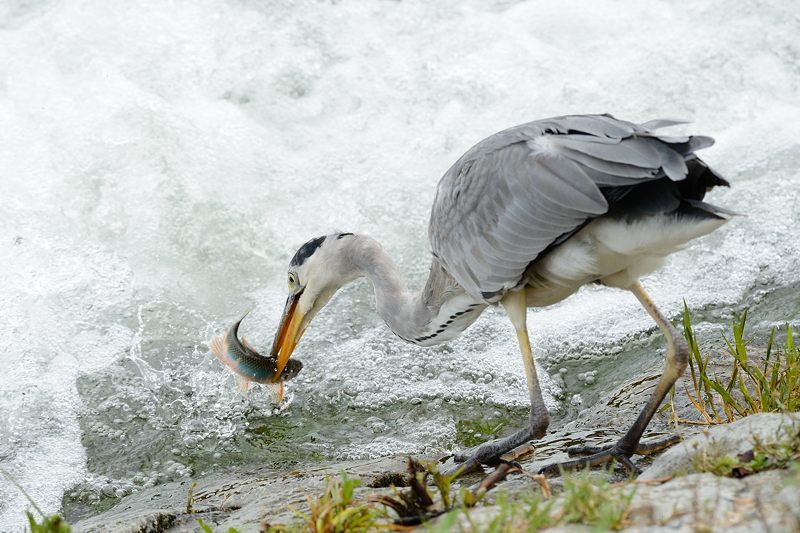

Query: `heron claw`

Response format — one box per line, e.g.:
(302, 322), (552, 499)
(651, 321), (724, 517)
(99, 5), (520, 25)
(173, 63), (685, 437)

(539, 444), (640, 477)
(450, 443), (504, 470)
(567, 434), (681, 458)
(539, 434), (682, 477)
(566, 443), (614, 456)
(444, 433), (537, 480)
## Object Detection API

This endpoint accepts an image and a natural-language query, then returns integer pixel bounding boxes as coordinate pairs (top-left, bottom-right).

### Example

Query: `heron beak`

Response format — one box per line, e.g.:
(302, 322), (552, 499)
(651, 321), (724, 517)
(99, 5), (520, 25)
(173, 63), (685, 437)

(271, 291), (305, 382)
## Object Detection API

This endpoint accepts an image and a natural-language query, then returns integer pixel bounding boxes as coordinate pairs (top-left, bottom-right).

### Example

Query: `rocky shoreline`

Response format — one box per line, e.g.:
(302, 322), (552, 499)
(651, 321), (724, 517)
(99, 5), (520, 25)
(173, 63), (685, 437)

(73, 356), (800, 532)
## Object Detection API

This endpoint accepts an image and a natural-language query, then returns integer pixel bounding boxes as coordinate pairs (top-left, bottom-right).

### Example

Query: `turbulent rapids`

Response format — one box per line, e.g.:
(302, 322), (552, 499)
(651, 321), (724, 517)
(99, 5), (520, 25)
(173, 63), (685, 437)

(1, 0), (800, 529)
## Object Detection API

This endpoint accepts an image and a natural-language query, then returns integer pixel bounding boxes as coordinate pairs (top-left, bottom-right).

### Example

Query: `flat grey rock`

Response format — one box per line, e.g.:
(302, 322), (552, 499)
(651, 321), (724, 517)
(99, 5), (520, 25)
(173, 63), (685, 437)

(438, 462), (800, 532)
(640, 412), (800, 480)
(623, 469), (799, 532)
(73, 457), (411, 532)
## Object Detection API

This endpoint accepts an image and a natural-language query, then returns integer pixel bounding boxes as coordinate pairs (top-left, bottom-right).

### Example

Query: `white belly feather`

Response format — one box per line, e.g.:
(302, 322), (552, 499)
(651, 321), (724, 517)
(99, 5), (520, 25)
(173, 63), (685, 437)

(525, 214), (729, 307)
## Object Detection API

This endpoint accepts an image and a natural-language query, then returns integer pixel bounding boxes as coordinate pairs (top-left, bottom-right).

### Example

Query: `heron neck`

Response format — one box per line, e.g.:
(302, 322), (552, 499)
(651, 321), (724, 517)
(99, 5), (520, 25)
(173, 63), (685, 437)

(350, 236), (485, 345)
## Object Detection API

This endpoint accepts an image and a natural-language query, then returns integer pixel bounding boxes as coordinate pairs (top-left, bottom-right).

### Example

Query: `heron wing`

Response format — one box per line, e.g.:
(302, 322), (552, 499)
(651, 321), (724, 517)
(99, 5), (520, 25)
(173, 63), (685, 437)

(428, 114), (716, 301)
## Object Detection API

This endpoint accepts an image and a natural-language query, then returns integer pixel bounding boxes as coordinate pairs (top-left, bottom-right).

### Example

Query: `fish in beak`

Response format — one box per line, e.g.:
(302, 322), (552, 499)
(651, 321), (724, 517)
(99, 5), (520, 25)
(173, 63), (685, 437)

(271, 291), (307, 381)
(210, 314), (302, 402)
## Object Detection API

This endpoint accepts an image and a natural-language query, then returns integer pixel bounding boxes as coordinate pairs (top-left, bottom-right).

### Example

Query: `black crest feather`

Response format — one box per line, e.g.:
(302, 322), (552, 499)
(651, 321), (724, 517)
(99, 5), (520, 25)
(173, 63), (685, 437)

(290, 235), (326, 266)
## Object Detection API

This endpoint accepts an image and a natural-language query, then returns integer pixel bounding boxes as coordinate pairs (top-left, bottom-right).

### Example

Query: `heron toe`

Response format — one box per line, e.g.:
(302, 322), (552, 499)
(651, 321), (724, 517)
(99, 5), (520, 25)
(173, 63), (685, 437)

(540, 434), (682, 477)
(452, 440), (508, 465)
(566, 442), (615, 457)
(443, 444), (516, 478)
(448, 423), (542, 477)
(539, 444), (641, 477)
(567, 434), (681, 458)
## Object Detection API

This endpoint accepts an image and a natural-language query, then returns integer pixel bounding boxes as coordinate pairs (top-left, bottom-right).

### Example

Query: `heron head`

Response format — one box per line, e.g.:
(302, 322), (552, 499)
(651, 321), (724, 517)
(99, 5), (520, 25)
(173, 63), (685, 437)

(271, 232), (360, 379)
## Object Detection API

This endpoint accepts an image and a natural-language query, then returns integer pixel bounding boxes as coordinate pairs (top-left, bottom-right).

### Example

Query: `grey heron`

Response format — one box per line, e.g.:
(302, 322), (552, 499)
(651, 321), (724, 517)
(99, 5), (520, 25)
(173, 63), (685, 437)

(269, 114), (732, 476)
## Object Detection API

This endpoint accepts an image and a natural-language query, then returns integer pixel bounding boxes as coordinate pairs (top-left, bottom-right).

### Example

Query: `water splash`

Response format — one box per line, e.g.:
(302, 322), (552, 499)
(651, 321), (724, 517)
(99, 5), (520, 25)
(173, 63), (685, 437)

(1, 0), (799, 528)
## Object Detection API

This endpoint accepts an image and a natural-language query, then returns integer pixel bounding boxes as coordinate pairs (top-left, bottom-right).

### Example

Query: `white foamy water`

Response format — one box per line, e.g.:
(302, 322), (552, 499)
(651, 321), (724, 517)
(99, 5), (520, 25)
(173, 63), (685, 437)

(1, 0), (799, 528)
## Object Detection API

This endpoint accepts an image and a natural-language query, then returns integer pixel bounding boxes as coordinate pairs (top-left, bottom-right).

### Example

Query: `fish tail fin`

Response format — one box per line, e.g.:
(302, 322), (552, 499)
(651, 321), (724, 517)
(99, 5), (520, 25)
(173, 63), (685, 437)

(210, 332), (228, 361)
(210, 332), (241, 372)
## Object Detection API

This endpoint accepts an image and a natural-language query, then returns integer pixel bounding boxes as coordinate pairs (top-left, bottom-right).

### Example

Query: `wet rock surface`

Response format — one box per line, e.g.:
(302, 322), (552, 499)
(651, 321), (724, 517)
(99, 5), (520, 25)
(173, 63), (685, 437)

(73, 356), (800, 532)
(640, 412), (799, 480)
(72, 457), (411, 532)
(456, 411), (800, 532)
(459, 468), (800, 532)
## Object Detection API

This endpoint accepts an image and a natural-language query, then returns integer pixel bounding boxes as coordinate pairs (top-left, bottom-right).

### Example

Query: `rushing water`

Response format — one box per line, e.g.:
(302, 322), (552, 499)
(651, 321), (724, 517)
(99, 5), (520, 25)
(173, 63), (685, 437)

(1, 0), (800, 528)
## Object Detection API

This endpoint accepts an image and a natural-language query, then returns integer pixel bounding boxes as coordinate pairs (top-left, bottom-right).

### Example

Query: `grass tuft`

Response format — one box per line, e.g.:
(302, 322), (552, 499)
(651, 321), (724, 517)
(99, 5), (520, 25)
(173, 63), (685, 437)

(557, 470), (635, 531)
(371, 457), (458, 525)
(693, 426), (800, 478)
(299, 472), (380, 533)
(671, 304), (800, 425)
(24, 513), (72, 533)
(480, 491), (554, 532)
(429, 469), (633, 532)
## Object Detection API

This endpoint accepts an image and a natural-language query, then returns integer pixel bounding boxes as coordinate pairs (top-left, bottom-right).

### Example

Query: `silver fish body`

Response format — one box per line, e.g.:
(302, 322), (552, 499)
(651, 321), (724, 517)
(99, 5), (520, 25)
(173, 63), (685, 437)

(210, 316), (303, 398)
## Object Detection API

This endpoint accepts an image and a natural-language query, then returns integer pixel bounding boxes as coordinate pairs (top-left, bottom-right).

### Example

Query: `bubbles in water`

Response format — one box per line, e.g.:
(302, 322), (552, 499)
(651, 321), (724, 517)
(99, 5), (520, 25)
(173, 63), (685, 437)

(2, 0), (800, 528)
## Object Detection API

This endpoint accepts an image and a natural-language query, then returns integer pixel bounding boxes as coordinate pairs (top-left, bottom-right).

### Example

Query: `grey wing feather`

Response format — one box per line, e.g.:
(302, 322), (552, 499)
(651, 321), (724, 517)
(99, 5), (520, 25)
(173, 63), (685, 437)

(639, 118), (689, 130)
(428, 114), (715, 302)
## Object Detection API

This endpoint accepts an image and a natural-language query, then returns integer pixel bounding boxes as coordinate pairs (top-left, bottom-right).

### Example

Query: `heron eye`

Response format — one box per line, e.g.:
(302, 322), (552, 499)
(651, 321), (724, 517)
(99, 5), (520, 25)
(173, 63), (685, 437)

(288, 273), (297, 288)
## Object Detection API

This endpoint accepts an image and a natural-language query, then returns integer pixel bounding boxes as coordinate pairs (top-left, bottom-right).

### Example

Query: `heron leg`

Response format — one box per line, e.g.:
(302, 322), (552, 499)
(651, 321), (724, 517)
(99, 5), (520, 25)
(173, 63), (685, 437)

(450, 288), (550, 474)
(539, 280), (688, 477)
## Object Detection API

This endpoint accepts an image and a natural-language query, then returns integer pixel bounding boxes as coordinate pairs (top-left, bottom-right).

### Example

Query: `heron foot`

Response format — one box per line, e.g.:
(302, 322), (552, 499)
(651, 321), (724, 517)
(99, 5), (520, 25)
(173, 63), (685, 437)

(539, 434), (681, 477)
(538, 444), (640, 477)
(566, 434), (681, 458)
(452, 439), (523, 466)
(444, 425), (541, 478)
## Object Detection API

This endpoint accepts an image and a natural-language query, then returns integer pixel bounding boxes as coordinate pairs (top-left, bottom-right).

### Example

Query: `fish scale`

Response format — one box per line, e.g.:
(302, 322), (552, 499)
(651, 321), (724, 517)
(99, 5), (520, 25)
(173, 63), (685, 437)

(210, 316), (303, 394)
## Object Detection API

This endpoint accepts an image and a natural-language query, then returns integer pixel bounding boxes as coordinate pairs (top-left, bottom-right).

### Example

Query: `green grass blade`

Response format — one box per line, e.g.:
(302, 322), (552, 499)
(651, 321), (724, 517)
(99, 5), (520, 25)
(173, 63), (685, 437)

(682, 303), (702, 399)
(708, 380), (748, 417)
(763, 327), (775, 375)
(737, 378), (759, 413)
(726, 359), (739, 394)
